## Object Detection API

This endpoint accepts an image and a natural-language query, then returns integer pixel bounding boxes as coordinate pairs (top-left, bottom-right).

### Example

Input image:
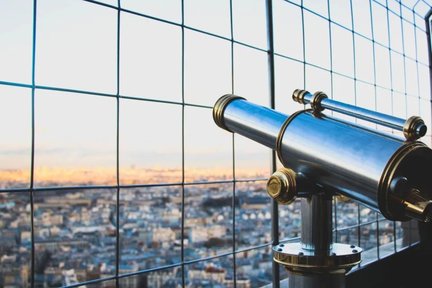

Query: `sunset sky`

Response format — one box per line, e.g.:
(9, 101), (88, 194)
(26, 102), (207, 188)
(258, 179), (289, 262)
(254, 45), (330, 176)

(0, 0), (431, 188)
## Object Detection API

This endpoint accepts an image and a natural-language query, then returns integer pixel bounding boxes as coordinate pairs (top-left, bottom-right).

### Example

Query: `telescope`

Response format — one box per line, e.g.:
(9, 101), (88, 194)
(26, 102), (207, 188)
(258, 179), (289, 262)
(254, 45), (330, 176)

(213, 89), (432, 288)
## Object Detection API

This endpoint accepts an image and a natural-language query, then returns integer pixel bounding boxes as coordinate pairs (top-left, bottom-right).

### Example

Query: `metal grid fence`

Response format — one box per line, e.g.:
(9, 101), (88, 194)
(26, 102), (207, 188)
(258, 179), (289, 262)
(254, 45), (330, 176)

(0, 0), (431, 287)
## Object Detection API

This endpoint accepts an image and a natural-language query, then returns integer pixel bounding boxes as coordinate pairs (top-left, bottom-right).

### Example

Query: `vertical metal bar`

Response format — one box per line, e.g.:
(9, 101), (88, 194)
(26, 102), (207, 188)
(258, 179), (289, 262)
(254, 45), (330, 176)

(369, 0), (382, 261)
(229, 0), (237, 286)
(393, 221), (397, 252)
(357, 205), (361, 250)
(396, 1), (407, 254)
(407, 219), (412, 246)
(400, 2), (408, 107)
(426, 9), (432, 95)
(349, 0), (358, 109)
(327, 0), (334, 102)
(385, 0), (395, 119)
(425, 16), (432, 248)
(301, 196), (333, 252)
(327, 0), (339, 244)
(265, 0), (280, 287)
(376, 214), (380, 259)
(369, 0), (378, 115)
(384, 0), (396, 259)
(301, 1), (306, 91)
(383, 0), (396, 258)
(415, 11), (423, 116)
(351, 0), (363, 243)
(333, 198), (338, 243)
(181, 0), (186, 286)
(231, 142), (237, 286)
(30, 0), (37, 287)
(115, 1), (121, 287)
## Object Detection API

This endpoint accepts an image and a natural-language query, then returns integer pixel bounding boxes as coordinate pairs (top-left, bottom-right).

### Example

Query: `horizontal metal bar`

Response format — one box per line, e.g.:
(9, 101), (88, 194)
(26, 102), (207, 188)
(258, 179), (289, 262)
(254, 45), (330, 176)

(320, 98), (405, 130)
(294, 90), (427, 140)
(63, 276), (117, 288)
(116, 263), (184, 280)
(60, 238), (297, 288)
(0, 178), (268, 193)
(271, 53), (426, 98)
(0, 61), (427, 104)
(335, 217), (388, 232)
(283, 0), (429, 63)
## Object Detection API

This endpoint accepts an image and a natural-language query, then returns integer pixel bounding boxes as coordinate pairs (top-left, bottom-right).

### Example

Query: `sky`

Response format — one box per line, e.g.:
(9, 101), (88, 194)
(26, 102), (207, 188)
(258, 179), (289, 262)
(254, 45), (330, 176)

(0, 0), (431, 186)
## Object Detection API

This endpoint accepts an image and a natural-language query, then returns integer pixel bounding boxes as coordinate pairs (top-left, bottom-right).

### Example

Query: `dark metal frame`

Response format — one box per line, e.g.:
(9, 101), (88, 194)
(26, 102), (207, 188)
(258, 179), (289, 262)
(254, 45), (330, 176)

(0, 0), (431, 287)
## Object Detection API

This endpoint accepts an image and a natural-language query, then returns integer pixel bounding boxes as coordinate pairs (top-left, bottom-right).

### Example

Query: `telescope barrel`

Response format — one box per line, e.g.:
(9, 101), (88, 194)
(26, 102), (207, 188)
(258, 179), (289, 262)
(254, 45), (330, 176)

(213, 95), (288, 149)
(213, 94), (432, 222)
(292, 89), (427, 141)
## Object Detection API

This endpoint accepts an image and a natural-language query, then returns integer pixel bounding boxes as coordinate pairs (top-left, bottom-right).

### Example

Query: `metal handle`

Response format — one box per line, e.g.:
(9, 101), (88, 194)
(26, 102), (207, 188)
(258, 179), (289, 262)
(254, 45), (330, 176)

(292, 89), (427, 141)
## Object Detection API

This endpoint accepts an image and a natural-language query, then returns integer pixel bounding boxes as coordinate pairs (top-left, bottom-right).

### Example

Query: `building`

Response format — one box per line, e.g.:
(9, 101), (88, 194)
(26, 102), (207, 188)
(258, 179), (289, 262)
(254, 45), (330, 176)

(0, 0), (432, 287)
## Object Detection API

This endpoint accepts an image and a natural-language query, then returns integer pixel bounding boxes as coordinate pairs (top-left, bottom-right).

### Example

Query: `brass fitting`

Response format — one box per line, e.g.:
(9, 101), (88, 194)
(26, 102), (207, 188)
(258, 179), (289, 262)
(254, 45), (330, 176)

(213, 94), (245, 132)
(310, 91), (328, 113)
(267, 168), (297, 204)
(292, 89), (311, 104)
(403, 116), (427, 141)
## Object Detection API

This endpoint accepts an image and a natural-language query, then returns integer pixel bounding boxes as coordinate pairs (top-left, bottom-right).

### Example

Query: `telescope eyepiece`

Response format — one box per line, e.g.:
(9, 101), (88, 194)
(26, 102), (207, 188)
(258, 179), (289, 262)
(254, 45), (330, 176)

(389, 177), (432, 222)
(403, 116), (427, 141)
(416, 124), (427, 138)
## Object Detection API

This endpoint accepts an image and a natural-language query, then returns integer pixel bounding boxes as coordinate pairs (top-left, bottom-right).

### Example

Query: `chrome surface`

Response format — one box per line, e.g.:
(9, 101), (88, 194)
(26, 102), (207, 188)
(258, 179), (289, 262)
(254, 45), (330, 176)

(273, 194), (361, 271)
(213, 93), (432, 288)
(273, 243), (361, 270)
(273, 194), (361, 288)
(215, 95), (288, 149)
(213, 94), (432, 222)
(321, 97), (405, 130)
(287, 270), (346, 288)
(213, 94), (246, 132)
(301, 195), (332, 252)
(278, 111), (402, 210)
(292, 89), (427, 140)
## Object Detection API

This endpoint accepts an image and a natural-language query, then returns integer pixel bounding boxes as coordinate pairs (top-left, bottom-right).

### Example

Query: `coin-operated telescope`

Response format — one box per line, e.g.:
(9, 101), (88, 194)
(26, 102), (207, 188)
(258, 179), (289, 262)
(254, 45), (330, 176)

(213, 89), (432, 288)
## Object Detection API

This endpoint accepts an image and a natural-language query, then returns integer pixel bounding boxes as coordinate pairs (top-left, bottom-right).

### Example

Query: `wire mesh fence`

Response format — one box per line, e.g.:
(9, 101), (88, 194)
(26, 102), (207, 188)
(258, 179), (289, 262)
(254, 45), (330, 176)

(0, 0), (431, 287)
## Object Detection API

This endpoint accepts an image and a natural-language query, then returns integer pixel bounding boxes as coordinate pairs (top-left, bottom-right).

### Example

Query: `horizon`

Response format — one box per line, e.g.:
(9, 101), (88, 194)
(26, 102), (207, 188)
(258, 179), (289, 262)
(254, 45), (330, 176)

(0, 165), (271, 188)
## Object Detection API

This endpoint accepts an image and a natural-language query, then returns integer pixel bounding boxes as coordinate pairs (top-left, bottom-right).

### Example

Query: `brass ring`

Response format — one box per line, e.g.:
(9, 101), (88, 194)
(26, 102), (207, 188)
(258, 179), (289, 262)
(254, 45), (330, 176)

(378, 141), (426, 220)
(276, 109), (310, 165)
(310, 91), (328, 112)
(292, 89), (311, 104)
(273, 243), (362, 272)
(403, 116), (426, 141)
(212, 94), (245, 132)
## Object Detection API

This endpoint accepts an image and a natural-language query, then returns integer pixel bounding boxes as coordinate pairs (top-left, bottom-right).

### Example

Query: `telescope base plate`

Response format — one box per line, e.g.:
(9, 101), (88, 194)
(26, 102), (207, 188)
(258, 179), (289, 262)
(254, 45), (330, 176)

(273, 242), (362, 273)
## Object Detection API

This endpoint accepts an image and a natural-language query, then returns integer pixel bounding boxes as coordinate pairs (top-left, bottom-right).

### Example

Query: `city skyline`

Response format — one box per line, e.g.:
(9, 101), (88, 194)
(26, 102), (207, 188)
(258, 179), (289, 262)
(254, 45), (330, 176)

(0, 165), (271, 188)
(1, 0), (431, 287)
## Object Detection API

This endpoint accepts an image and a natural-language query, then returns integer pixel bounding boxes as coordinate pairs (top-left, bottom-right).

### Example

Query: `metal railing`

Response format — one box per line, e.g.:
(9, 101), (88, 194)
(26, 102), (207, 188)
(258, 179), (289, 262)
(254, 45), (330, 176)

(0, 0), (431, 287)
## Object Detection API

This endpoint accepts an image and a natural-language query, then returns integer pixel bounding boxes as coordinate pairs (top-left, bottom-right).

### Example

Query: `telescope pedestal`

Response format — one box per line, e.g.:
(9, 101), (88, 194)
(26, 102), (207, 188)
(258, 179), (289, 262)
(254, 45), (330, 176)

(273, 194), (362, 288)
(288, 271), (345, 288)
